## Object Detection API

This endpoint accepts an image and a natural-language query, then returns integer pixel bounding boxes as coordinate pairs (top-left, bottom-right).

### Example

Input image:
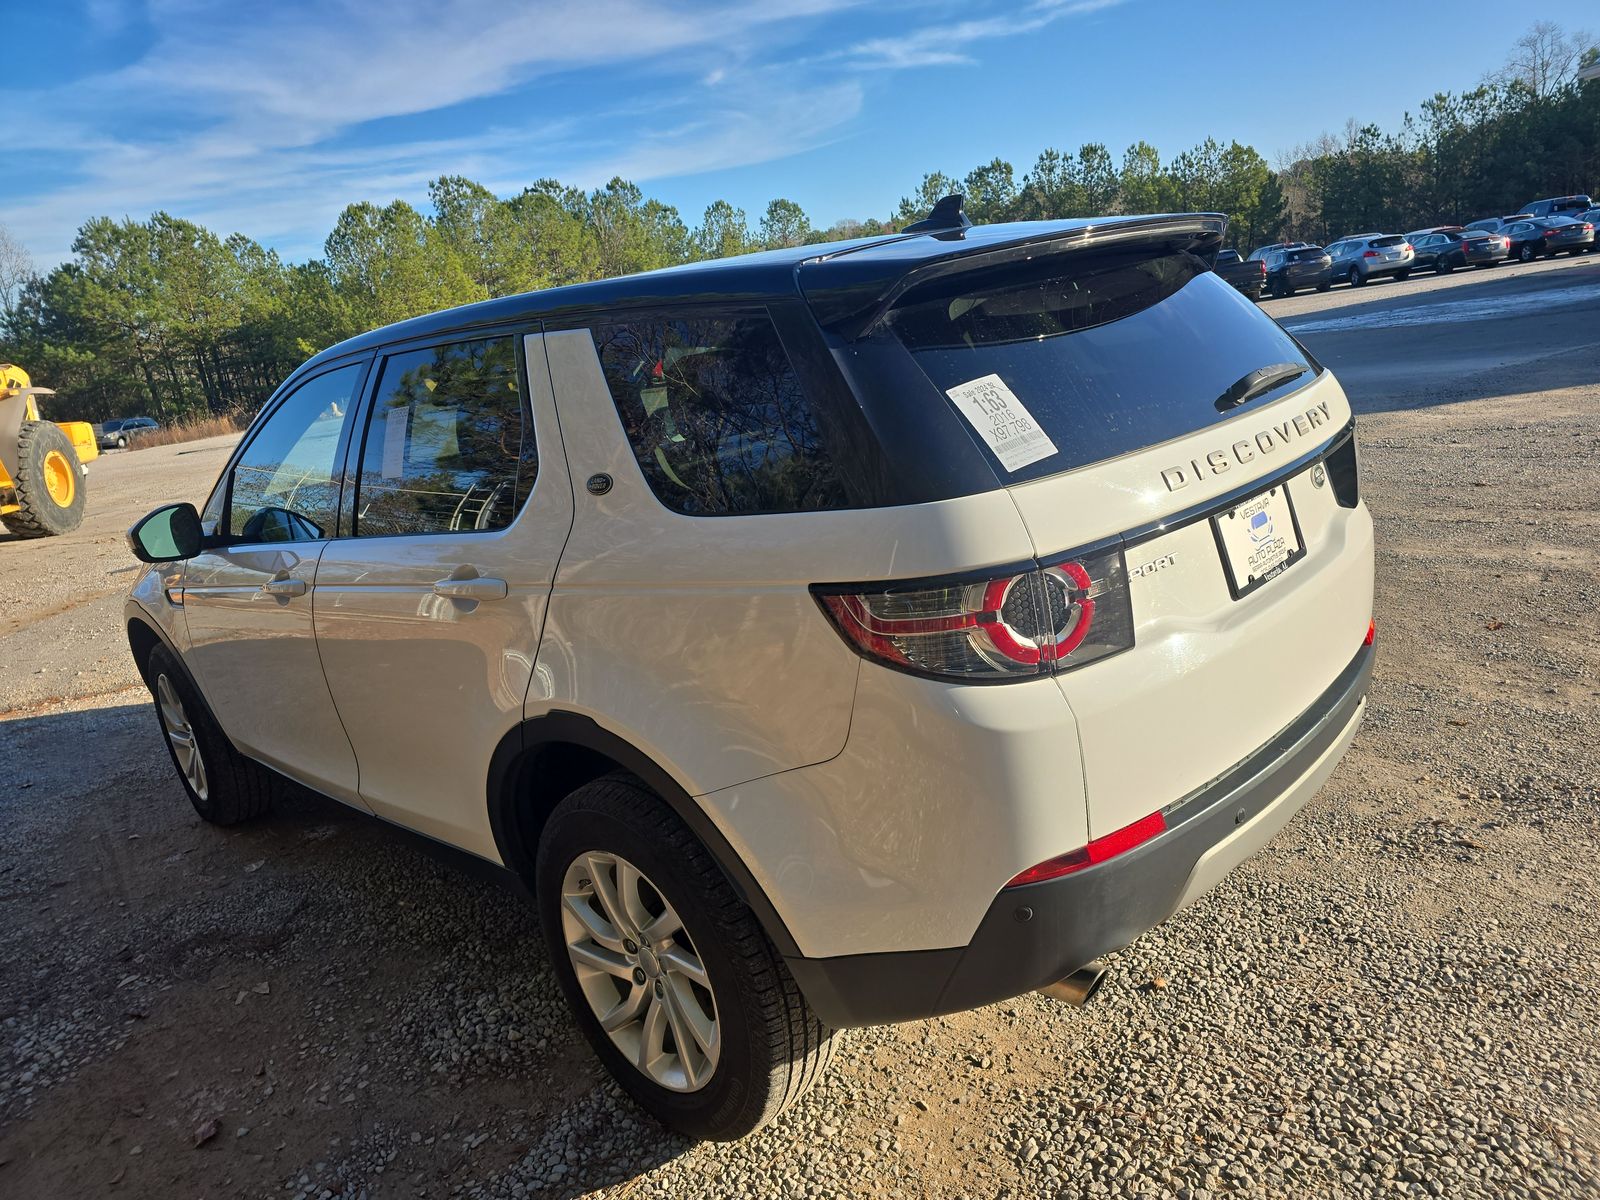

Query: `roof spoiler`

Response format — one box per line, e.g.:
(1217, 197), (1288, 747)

(806, 213), (1228, 342)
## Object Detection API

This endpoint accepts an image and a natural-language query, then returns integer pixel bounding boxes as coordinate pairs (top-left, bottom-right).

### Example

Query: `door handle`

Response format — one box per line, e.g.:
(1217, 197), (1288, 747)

(262, 576), (307, 597)
(432, 575), (508, 602)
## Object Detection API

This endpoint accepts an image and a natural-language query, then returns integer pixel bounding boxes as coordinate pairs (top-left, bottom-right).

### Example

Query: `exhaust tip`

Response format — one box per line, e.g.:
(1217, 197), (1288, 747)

(1037, 959), (1109, 1007)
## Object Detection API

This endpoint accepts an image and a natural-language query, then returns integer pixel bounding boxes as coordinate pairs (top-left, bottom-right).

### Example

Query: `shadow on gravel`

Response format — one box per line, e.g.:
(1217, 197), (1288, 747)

(1, 701), (695, 1198)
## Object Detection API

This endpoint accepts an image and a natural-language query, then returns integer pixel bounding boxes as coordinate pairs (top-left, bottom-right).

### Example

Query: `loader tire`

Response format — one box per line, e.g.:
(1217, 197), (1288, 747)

(2, 420), (86, 538)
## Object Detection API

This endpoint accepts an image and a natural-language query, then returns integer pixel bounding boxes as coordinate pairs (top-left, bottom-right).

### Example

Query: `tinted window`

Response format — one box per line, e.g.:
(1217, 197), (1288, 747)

(885, 249), (1317, 482)
(591, 313), (847, 516)
(1371, 236), (1405, 248)
(229, 364), (361, 543)
(1288, 248), (1324, 261)
(353, 336), (532, 537)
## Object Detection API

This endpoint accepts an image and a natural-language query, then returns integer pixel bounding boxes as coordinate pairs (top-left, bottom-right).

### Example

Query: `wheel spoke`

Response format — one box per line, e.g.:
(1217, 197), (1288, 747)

(665, 975), (718, 1058)
(615, 859), (655, 936)
(568, 939), (633, 980)
(659, 985), (700, 1088)
(640, 905), (682, 943)
(637, 993), (667, 1073)
(585, 854), (634, 938)
(657, 945), (708, 990)
(599, 983), (649, 1032)
(562, 891), (623, 951)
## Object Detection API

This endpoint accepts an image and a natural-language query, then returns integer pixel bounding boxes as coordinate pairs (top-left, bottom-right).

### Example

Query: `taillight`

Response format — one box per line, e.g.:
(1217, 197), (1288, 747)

(1005, 810), (1167, 887)
(1362, 250), (1379, 257)
(1364, 619), (1375, 647)
(1401, 243), (1412, 252)
(814, 544), (1134, 683)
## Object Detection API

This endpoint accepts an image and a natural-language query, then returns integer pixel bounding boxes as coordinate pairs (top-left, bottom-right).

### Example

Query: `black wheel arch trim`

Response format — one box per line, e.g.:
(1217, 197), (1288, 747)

(487, 711), (803, 959)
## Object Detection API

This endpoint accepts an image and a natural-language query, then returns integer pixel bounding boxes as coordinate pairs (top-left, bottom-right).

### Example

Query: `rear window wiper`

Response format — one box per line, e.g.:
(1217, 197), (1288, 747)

(1215, 362), (1306, 412)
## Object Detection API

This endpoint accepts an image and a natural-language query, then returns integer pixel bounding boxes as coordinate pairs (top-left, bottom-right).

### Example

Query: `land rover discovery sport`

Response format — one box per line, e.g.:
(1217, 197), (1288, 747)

(125, 204), (1375, 1140)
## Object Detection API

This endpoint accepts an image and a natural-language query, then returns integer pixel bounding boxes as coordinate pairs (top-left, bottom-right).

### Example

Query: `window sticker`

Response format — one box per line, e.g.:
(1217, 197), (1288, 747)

(944, 374), (1058, 472)
(382, 406), (409, 480)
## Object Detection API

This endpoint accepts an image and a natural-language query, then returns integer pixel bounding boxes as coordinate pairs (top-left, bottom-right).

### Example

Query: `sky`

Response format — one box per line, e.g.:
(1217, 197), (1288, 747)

(2, 0), (1589, 267)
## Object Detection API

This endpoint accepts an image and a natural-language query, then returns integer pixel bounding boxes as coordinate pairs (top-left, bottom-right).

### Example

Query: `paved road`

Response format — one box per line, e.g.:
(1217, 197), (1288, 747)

(1268, 252), (1599, 410)
(2, 261), (1597, 1199)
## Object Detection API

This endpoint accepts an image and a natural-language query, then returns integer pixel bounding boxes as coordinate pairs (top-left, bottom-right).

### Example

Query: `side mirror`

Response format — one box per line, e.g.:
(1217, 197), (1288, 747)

(127, 503), (204, 563)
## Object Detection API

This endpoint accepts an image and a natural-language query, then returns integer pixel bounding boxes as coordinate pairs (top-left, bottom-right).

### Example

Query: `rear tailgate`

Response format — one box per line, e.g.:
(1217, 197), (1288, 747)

(843, 225), (1374, 839)
(1007, 378), (1372, 836)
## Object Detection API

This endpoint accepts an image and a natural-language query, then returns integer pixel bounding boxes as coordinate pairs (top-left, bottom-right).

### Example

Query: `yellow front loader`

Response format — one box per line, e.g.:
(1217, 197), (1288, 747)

(1, 363), (99, 538)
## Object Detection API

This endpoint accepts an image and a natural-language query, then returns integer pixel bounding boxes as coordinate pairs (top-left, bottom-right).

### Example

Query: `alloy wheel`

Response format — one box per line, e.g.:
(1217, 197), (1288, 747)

(560, 851), (720, 1092)
(156, 673), (208, 801)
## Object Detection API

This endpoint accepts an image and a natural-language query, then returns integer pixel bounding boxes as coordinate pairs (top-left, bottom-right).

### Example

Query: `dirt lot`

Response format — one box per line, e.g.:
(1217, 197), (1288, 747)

(2, 257), (1598, 1199)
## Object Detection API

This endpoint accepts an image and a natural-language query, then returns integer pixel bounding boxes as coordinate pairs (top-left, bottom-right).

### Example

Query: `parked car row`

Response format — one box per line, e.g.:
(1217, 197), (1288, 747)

(1215, 193), (1594, 299)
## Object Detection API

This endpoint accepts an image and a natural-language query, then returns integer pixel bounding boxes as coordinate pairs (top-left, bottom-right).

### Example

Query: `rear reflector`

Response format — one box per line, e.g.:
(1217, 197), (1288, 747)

(1364, 619), (1375, 646)
(1004, 810), (1168, 887)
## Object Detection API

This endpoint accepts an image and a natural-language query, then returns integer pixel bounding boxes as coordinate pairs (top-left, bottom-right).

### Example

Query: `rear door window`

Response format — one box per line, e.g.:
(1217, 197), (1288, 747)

(883, 249), (1318, 483)
(590, 312), (848, 515)
(352, 336), (533, 537)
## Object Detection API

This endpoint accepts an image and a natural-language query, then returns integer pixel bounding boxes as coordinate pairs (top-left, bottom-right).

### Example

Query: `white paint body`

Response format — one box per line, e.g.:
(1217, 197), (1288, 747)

(128, 328), (1373, 967)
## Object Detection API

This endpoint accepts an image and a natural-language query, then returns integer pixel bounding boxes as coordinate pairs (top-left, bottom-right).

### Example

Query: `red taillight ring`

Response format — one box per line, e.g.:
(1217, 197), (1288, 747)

(1052, 562), (1096, 657)
(978, 576), (1045, 665)
(976, 564), (1096, 665)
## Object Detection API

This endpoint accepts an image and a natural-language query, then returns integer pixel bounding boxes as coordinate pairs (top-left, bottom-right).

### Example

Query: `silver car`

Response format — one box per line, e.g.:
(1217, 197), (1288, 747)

(1325, 234), (1415, 286)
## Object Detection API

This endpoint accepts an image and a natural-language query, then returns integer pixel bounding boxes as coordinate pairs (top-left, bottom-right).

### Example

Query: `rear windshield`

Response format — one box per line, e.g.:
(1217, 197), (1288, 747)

(1287, 248), (1325, 261)
(1370, 236), (1406, 248)
(885, 249), (1317, 482)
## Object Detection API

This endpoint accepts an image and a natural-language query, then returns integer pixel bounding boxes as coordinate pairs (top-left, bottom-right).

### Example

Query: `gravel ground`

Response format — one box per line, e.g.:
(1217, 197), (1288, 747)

(1, 260), (1597, 1198)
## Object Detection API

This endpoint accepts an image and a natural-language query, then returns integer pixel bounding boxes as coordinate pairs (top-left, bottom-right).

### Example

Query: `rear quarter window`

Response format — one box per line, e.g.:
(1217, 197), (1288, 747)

(591, 312), (850, 516)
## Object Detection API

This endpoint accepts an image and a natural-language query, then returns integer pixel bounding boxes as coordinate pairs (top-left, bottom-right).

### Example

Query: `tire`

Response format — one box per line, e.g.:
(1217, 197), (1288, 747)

(536, 774), (836, 1140)
(1348, 267), (1365, 287)
(116, 436), (128, 448)
(1436, 258), (1453, 274)
(1, 420), (86, 538)
(1519, 243), (1537, 262)
(1395, 270), (1412, 281)
(146, 644), (275, 825)
(1316, 280), (1331, 293)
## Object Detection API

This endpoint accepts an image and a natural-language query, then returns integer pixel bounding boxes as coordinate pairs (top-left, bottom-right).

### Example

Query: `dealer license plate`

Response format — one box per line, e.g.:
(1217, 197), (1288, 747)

(1212, 482), (1305, 599)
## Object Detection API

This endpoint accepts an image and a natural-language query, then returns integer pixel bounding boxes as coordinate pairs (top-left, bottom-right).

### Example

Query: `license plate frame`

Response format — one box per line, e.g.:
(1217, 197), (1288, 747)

(1210, 481), (1307, 600)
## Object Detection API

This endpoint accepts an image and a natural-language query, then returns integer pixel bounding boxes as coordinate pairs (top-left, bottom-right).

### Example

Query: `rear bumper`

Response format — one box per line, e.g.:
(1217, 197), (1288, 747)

(786, 640), (1372, 1028)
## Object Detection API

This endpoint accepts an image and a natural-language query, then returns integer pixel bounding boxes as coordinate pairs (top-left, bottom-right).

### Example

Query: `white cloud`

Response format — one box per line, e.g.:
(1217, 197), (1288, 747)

(6, 0), (1127, 265)
(841, 0), (1125, 69)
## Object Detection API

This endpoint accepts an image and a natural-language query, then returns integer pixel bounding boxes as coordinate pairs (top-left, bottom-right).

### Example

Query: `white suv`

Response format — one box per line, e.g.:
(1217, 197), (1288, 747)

(125, 207), (1374, 1140)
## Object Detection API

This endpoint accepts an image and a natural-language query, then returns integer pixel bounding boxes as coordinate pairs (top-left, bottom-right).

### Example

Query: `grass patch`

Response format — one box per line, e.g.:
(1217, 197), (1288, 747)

(129, 408), (253, 449)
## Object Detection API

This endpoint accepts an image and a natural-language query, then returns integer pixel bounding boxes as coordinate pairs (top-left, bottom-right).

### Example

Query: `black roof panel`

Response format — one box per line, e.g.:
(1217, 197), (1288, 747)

(301, 213), (1226, 369)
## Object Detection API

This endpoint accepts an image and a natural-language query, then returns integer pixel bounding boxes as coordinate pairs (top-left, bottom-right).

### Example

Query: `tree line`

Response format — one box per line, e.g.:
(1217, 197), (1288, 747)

(2, 22), (1594, 424)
